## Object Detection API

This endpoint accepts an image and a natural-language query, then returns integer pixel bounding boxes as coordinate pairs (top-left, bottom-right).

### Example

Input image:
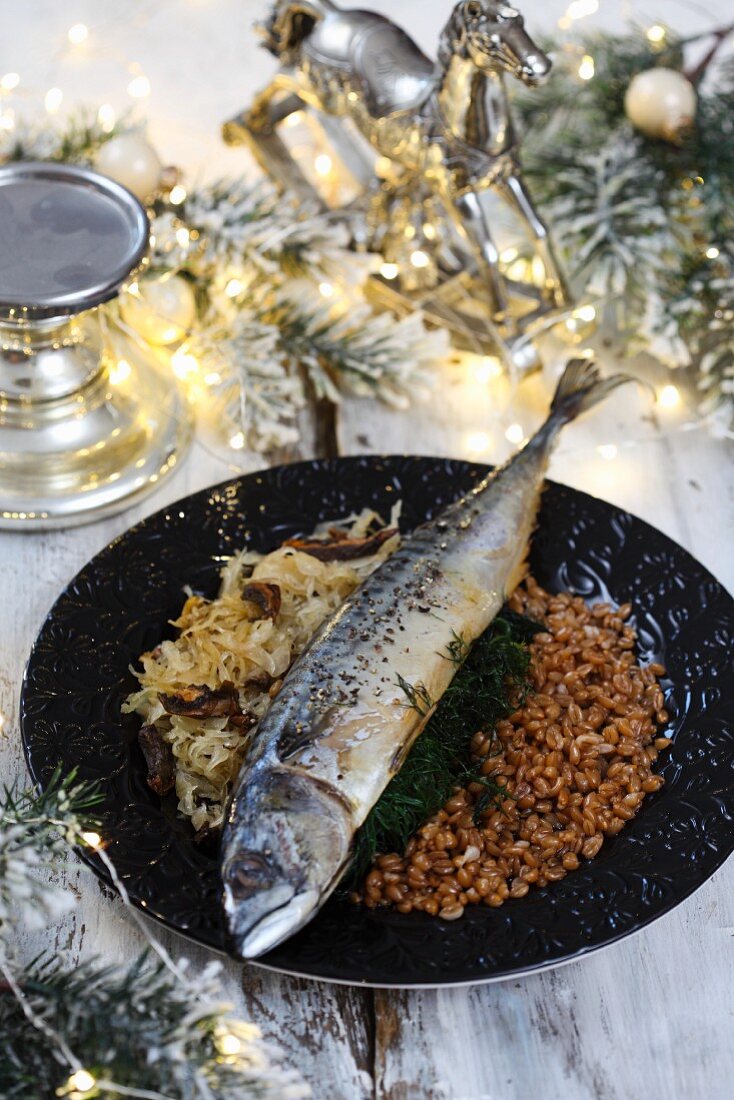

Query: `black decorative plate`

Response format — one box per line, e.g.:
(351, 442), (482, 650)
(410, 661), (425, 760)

(21, 457), (734, 988)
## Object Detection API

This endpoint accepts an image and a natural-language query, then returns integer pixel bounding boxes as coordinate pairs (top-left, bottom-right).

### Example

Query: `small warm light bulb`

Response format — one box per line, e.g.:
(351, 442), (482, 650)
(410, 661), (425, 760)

(646, 24), (666, 45)
(531, 255), (546, 285)
(67, 1069), (96, 1093)
(319, 282), (334, 298)
(565, 0), (599, 21)
(314, 153), (333, 177)
(706, 246), (720, 259)
(285, 110), (304, 128)
(578, 55), (595, 81)
(127, 74), (151, 99)
(97, 104), (116, 132)
(44, 87), (63, 114)
(500, 247), (518, 264)
(175, 227), (190, 248)
(169, 184), (187, 205)
(218, 1033), (242, 1055)
(574, 304), (596, 323)
(423, 222), (437, 241)
(380, 262), (399, 280)
(375, 155), (393, 178)
(229, 431), (245, 450)
(67, 23), (88, 45)
(109, 359), (132, 386)
(597, 444), (618, 460)
(658, 384), (680, 409)
(0, 109), (15, 132)
(205, 371), (222, 386)
(410, 250), (430, 269)
(81, 831), (102, 849)
(505, 423), (525, 445)
(172, 349), (198, 380)
(466, 431), (491, 454)
(1, 72), (20, 92)
(225, 278), (243, 298)
(473, 357), (502, 384)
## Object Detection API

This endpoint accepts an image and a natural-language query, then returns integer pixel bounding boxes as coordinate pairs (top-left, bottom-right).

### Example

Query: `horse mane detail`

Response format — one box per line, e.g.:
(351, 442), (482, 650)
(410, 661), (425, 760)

(261, 1), (324, 61)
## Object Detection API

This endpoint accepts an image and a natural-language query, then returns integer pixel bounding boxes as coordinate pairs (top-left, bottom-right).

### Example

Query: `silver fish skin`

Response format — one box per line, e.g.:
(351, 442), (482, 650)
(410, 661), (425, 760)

(221, 359), (631, 958)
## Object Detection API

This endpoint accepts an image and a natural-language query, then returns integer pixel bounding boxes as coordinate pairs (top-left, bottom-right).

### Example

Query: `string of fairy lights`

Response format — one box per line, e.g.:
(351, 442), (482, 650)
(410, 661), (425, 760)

(0, 817), (279, 1099)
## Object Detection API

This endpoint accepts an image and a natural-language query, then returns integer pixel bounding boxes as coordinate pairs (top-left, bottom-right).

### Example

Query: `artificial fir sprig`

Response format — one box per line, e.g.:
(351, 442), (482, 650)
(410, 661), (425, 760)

(0, 105), (134, 165)
(0, 954), (308, 1100)
(513, 25), (734, 431)
(0, 768), (101, 937)
(151, 181), (443, 450)
(0, 770), (309, 1099)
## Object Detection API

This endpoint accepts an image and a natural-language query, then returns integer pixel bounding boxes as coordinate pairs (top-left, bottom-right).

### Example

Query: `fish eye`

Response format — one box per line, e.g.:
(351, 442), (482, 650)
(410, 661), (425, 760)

(227, 851), (274, 895)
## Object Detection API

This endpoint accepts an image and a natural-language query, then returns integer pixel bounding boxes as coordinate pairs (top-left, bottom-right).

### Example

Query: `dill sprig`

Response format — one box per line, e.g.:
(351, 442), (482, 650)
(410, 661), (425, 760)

(395, 673), (434, 717)
(345, 613), (539, 885)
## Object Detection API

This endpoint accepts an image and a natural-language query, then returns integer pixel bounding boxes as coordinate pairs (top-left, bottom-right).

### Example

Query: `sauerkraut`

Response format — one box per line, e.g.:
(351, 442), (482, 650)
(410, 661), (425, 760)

(123, 508), (400, 832)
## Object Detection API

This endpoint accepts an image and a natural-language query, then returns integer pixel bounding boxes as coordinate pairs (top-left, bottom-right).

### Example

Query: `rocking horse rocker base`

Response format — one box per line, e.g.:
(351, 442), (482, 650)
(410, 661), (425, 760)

(224, 0), (574, 371)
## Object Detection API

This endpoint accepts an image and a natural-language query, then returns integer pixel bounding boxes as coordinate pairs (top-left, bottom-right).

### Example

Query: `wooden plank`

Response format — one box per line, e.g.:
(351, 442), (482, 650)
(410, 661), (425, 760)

(242, 970), (374, 1099)
(373, 863), (734, 1100)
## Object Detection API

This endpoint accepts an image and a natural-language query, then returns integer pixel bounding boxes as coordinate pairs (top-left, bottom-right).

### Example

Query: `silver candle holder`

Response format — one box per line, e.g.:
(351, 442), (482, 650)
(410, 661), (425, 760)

(0, 161), (192, 528)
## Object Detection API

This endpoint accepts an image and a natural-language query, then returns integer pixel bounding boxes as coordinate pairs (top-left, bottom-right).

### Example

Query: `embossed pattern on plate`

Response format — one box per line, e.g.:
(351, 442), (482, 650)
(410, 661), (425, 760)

(20, 457), (734, 987)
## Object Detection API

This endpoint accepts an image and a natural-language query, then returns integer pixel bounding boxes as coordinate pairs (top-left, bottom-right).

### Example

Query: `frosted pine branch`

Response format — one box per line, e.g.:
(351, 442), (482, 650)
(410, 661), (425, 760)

(0, 106), (136, 165)
(0, 769), (100, 938)
(1, 954), (310, 1099)
(537, 133), (677, 307)
(0, 771), (310, 1098)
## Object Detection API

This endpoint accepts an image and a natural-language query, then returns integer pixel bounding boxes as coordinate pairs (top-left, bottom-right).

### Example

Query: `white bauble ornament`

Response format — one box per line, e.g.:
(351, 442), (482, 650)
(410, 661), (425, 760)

(624, 68), (697, 142)
(95, 134), (162, 201)
(119, 275), (196, 345)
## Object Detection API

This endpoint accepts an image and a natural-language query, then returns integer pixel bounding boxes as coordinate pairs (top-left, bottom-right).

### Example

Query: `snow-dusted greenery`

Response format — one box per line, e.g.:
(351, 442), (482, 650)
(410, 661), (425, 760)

(514, 27), (734, 433)
(150, 180), (443, 451)
(149, 178), (443, 451)
(0, 107), (136, 164)
(0, 770), (309, 1099)
(0, 769), (100, 936)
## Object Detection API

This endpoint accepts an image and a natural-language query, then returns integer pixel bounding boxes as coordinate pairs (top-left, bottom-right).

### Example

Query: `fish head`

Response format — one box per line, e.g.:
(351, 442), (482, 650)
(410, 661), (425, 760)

(221, 767), (353, 958)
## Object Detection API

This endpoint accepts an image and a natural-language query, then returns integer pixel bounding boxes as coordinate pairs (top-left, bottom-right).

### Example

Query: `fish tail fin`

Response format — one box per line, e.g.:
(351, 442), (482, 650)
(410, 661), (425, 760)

(546, 356), (635, 431)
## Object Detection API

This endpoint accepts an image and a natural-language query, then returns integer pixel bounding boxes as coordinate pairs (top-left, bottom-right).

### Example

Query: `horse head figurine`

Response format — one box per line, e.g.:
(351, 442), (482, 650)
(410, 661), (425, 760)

(232, 1), (569, 322)
(437, 2), (551, 86)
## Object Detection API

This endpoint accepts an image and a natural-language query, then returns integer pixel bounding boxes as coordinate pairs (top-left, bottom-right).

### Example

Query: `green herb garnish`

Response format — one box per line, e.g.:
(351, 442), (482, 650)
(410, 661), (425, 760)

(395, 673), (434, 717)
(345, 612), (540, 886)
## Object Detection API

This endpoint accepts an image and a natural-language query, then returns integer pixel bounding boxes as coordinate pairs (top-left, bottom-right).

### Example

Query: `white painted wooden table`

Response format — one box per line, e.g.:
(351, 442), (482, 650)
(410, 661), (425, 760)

(2, 3), (733, 1097)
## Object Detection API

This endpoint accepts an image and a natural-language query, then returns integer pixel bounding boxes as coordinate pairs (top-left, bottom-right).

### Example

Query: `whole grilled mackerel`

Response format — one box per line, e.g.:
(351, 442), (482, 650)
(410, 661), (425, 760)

(222, 359), (631, 957)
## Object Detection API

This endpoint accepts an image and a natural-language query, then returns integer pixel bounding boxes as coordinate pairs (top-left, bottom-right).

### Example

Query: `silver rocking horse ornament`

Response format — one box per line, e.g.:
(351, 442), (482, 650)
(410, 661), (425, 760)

(224, 0), (572, 365)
